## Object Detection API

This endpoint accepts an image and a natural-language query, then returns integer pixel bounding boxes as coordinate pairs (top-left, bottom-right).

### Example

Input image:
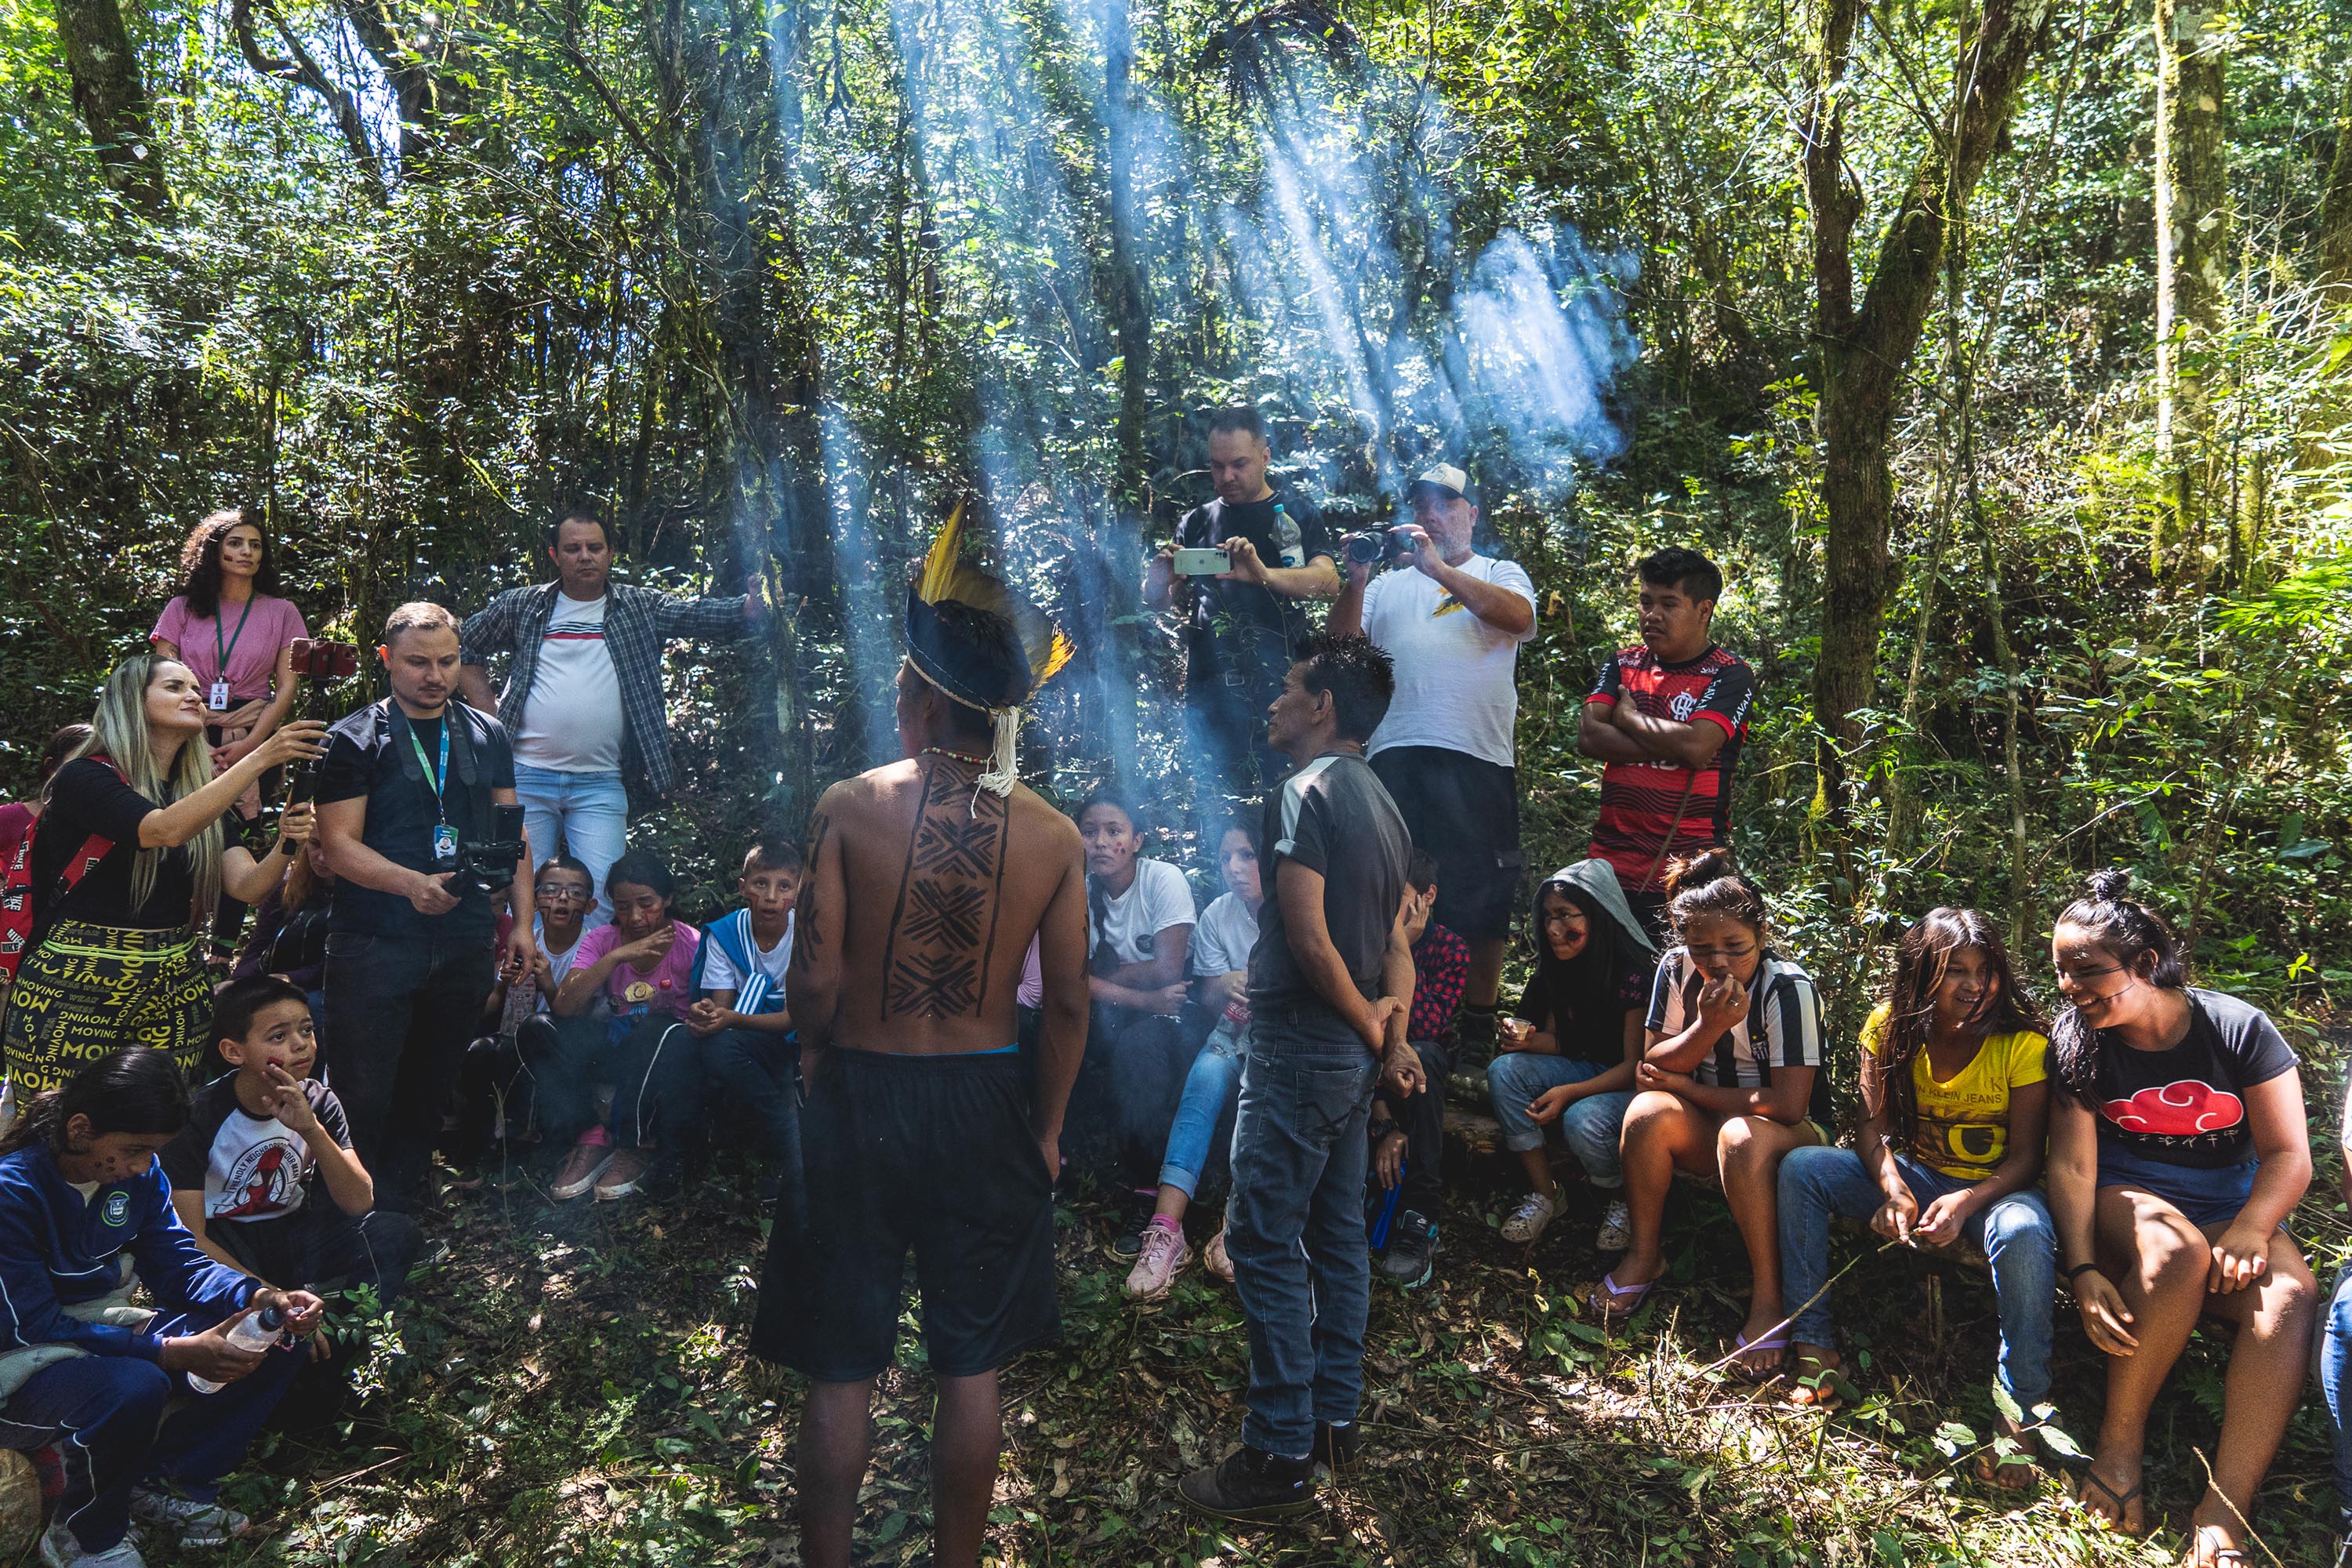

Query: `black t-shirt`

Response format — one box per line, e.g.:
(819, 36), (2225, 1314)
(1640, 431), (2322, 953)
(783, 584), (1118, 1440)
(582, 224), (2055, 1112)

(1176, 486), (1333, 688)
(2085, 988), (2297, 1169)
(315, 700), (516, 938)
(1247, 751), (1411, 1016)
(161, 1073), (351, 1223)
(28, 759), (252, 931)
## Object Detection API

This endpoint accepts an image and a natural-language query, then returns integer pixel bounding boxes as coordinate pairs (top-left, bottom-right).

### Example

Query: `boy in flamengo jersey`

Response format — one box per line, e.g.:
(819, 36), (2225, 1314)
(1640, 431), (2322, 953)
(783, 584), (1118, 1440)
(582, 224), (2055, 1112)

(1577, 547), (1756, 939)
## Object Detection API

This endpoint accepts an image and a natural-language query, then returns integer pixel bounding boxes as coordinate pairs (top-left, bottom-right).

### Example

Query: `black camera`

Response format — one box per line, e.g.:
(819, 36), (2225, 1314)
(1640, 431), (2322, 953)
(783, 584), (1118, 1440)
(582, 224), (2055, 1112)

(452, 804), (529, 898)
(1342, 527), (1417, 565)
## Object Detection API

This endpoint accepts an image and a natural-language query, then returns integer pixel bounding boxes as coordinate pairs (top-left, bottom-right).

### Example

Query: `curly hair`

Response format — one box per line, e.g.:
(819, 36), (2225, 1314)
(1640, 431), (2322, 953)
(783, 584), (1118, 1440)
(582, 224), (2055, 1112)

(174, 508), (281, 620)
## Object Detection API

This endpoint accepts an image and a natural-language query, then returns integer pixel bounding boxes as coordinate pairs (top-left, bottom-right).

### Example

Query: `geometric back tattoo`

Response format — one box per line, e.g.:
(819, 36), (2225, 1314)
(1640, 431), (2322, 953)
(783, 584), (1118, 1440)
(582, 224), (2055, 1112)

(879, 761), (1011, 1021)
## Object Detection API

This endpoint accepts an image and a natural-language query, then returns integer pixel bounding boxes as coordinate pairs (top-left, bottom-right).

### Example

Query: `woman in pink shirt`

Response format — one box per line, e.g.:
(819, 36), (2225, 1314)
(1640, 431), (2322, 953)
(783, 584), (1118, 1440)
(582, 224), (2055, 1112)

(150, 510), (310, 793)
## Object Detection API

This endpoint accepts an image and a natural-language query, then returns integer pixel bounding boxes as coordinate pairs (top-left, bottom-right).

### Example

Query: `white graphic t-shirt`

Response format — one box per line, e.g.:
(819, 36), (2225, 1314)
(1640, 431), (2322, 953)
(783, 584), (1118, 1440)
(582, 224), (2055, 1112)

(1360, 554), (1538, 768)
(515, 593), (626, 772)
(160, 1075), (350, 1223)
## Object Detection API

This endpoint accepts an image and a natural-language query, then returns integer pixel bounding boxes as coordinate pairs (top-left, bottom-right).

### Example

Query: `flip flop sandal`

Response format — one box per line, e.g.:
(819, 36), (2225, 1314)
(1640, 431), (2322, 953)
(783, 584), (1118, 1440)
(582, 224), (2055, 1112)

(1588, 1271), (1655, 1325)
(1727, 1329), (1789, 1381)
(2067, 1467), (2147, 1537)
(1786, 1359), (1860, 1411)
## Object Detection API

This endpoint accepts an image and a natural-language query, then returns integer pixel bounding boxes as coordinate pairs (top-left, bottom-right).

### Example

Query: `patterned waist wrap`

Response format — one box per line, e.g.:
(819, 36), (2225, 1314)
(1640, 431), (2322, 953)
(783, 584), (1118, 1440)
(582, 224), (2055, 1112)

(2, 920), (209, 1096)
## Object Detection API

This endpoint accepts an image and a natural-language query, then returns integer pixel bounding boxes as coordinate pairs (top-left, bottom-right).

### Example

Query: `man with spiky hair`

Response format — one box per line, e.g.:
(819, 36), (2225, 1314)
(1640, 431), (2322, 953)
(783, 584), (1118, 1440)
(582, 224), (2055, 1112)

(753, 510), (1090, 1568)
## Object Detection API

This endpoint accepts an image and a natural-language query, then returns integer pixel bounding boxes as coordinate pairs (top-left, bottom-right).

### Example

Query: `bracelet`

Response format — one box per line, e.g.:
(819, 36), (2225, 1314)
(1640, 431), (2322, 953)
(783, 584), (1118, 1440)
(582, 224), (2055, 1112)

(2066, 1261), (2103, 1281)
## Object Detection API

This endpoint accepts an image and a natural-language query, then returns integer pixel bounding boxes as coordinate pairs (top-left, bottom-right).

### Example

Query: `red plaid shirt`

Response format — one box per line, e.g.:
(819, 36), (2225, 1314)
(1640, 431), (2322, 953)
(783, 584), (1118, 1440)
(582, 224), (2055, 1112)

(1409, 922), (1468, 1042)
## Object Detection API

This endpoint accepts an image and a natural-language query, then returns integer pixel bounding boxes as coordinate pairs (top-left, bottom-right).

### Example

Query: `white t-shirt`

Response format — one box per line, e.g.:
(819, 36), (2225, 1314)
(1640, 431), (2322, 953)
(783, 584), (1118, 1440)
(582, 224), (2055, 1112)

(514, 593), (626, 772)
(1360, 554), (1537, 768)
(1091, 858), (1196, 967)
(1190, 891), (1260, 977)
(702, 912), (793, 999)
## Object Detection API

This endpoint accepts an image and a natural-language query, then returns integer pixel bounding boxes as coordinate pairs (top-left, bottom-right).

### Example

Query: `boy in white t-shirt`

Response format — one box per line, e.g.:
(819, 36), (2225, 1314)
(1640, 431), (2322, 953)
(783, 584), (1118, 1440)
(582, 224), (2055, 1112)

(693, 837), (800, 1210)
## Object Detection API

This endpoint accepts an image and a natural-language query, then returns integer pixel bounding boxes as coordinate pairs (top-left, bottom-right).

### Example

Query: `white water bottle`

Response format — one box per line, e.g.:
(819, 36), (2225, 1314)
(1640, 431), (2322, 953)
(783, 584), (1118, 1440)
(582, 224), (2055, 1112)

(186, 1305), (288, 1394)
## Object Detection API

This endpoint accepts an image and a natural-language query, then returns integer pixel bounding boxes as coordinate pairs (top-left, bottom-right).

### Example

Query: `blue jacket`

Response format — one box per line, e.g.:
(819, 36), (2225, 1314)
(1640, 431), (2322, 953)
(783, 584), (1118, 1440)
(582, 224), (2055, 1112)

(0, 1145), (256, 1361)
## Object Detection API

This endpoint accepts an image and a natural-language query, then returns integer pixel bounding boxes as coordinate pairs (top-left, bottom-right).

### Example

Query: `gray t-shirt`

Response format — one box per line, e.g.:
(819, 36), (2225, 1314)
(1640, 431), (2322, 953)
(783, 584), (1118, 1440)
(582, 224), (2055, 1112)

(1247, 751), (1411, 1016)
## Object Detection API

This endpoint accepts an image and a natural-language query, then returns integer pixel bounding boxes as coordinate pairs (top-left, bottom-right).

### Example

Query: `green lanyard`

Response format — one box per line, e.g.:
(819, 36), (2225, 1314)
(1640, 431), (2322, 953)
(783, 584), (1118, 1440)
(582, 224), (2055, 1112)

(406, 720), (451, 825)
(212, 594), (256, 684)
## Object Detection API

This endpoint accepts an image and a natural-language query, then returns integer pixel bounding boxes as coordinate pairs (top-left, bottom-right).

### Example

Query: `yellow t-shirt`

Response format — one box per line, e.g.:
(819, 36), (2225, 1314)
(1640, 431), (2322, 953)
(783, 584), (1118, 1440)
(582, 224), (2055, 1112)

(1863, 1004), (2049, 1181)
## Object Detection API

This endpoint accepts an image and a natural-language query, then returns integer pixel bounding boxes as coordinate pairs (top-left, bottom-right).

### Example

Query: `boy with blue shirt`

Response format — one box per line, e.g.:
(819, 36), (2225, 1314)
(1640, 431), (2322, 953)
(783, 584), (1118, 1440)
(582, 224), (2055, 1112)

(0, 1050), (320, 1568)
(692, 838), (799, 1209)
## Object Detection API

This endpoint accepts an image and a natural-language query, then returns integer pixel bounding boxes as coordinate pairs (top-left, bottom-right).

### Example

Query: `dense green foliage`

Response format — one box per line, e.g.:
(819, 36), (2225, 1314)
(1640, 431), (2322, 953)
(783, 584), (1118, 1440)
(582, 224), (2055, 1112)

(5, 0), (2352, 1558)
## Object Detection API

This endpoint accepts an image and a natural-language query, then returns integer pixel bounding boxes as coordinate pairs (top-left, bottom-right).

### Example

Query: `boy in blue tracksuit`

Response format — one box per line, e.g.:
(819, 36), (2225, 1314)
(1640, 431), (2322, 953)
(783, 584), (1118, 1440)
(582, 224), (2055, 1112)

(690, 838), (799, 1214)
(0, 1051), (321, 1568)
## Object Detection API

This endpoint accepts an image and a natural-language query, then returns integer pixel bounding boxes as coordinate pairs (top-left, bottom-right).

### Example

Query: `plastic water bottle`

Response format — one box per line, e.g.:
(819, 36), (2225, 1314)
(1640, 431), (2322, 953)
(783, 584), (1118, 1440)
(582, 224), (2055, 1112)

(186, 1306), (288, 1394)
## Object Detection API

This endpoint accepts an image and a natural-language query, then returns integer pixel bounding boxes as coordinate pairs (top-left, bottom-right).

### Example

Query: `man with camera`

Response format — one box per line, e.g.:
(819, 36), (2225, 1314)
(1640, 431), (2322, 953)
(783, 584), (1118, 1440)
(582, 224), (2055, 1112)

(1145, 406), (1338, 799)
(317, 602), (535, 1214)
(1330, 463), (1535, 1054)
(458, 509), (766, 926)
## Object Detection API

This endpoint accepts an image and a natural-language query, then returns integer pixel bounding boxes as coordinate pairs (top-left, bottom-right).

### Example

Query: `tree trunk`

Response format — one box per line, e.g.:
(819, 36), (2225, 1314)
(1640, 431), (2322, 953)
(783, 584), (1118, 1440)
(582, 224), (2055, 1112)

(2153, 0), (2228, 585)
(1802, 0), (2053, 782)
(48, 0), (169, 217)
(2314, 70), (2352, 287)
(1102, 12), (1152, 514)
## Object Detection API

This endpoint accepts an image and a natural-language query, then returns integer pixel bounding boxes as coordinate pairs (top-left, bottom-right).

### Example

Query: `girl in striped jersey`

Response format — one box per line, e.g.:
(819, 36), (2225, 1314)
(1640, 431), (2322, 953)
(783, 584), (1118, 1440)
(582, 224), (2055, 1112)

(1590, 850), (1828, 1381)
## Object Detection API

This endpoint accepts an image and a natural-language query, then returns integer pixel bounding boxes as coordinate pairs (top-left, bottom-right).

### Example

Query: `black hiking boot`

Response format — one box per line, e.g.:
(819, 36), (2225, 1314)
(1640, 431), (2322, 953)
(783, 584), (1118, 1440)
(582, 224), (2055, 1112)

(1377, 1210), (1438, 1289)
(1314, 1421), (1360, 1477)
(1109, 1190), (1159, 1260)
(1178, 1446), (1316, 1522)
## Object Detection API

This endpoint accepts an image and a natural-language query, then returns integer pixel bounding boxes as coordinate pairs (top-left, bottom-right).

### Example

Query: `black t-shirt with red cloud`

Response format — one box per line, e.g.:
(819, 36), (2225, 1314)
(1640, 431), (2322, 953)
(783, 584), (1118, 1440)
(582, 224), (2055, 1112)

(1584, 645), (1755, 893)
(161, 1073), (352, 1224)
(2085, 988), (2296, 1170)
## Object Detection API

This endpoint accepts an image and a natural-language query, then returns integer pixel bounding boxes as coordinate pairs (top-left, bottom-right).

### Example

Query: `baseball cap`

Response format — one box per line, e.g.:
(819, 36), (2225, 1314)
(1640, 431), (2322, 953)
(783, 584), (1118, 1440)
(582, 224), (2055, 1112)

(1406, 463), (1475, 505)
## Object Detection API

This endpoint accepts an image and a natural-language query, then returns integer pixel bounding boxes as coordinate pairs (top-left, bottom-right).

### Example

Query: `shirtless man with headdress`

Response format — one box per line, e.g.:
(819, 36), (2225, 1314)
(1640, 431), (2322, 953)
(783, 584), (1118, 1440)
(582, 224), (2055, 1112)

(750, 507), (1090, 1568)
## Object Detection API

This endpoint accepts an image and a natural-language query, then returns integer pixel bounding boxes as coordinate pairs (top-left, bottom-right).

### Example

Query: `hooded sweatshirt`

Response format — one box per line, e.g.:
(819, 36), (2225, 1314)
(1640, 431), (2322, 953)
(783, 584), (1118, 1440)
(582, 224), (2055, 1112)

(1516, 859), (1660, 1061)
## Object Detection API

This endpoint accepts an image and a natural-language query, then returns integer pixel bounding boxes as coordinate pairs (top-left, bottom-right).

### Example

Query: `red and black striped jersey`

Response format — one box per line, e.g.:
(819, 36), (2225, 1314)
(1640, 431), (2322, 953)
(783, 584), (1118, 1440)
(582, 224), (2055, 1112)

(1584, 644), (1755, 891)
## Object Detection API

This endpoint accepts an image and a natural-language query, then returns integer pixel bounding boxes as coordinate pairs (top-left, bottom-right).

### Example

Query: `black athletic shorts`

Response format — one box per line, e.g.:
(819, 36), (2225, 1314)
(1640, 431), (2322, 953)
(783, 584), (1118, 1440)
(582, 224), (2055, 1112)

(750, 1047), (1059, 1381)
(1370, 745), (1525, 942)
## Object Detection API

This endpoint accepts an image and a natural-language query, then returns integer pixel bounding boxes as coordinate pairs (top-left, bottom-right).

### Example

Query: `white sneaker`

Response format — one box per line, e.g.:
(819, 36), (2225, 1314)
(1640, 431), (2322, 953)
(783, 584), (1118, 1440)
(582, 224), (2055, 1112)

(1595, 1197), (1632, 1252)
(40, 1523), (147, 1568)
(1123, 1222), (1191, 1301)
(129, 1486), (250, 1547)
(1500, 1189), (1561, 1244)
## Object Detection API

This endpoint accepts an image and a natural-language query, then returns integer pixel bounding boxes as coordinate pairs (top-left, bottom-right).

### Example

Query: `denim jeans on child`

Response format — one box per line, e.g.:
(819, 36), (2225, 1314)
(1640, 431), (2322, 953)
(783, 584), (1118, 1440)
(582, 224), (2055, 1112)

(2318, 1265), (2352, 1519)
(1157, 1020), (1247, 1199)
(513, 763), (629, 929)
(1777, 1144), (2056, 1404)
(1486, 1051), (1634, 1189)
(703, 1027), (804, 1229)
(1225, 1005), (1381, 1460)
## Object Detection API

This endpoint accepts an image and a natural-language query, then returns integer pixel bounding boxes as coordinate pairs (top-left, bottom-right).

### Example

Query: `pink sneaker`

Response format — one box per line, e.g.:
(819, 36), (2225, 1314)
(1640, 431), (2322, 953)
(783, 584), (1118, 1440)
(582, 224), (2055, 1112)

(1123, 1221), (1190, 1301)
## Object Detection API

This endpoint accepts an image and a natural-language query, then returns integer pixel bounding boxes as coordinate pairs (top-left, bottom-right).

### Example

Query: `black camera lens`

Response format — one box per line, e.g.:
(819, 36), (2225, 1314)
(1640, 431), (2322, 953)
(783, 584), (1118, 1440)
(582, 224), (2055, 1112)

(1343, 532), (1385, 564)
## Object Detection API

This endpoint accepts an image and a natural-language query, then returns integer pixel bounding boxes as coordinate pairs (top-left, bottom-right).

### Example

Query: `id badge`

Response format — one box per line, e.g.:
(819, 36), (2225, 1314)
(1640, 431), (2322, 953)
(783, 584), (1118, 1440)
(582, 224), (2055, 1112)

(432, 824), (459, 868)
(208, 681), (230, 712)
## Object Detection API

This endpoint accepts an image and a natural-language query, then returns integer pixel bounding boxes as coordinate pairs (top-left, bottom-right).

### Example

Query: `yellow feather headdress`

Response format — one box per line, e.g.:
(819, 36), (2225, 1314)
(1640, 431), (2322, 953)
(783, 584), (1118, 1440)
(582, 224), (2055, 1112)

(904, 503), (1073, 794)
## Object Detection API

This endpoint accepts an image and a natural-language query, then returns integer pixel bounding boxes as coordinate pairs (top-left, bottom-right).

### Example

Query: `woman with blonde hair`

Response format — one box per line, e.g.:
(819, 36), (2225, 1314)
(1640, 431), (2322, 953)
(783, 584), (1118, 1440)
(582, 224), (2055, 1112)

(3, 656), (326, 1102)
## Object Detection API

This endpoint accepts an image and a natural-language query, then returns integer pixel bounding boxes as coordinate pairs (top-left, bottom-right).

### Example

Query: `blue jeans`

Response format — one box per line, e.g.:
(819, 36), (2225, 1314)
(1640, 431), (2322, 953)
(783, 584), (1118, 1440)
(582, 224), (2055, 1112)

(1486, 1052), (1633, 1189)
(1157, 1020), (1247, 1198)
(0, 1309), (307, 1551)
(1225, 1007), (1381, 1459)
(1777, 1145), (2056, 1404)
(513, 764), (629, 928)
(2319, 1265), (2352, 1515)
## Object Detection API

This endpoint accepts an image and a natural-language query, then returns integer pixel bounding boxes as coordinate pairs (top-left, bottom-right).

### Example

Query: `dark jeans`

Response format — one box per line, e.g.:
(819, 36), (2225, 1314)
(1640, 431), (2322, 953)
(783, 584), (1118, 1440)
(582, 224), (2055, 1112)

(1185, 658), (1287, 805)
(703, 1027), (804, 1227)
(456, 1026), (539, 1162)
(0, 1308), (307, 1551)
(1226, 1004), (1381, 1458)
(525, 1011), (706, 1152)
(209, 1204), (423, 1307)
(1377, 1040), (1450, 1216)
(1060, 1007), (1197, 1190)
(322, 927), (496, 1214)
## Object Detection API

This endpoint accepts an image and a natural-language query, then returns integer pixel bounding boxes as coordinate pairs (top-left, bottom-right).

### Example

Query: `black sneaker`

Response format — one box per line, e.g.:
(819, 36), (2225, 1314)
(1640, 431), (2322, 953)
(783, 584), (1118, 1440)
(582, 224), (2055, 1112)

(1178, 1446), (1316, 1522)
(1314, 1421), (1359, 1477)
(1109, 1192), (1159, 1260)
(1377, 1211), (1438, 1289)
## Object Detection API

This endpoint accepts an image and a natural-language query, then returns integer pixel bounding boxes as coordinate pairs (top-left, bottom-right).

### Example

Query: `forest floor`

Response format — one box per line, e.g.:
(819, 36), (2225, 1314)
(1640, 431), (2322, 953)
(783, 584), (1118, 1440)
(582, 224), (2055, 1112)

(166, 1124), (2352, 1568)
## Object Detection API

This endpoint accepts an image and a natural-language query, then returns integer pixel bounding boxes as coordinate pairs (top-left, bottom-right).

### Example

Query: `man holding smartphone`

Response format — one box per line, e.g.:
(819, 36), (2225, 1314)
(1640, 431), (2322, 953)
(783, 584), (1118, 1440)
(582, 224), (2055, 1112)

(1145, 406), (1338, 800)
